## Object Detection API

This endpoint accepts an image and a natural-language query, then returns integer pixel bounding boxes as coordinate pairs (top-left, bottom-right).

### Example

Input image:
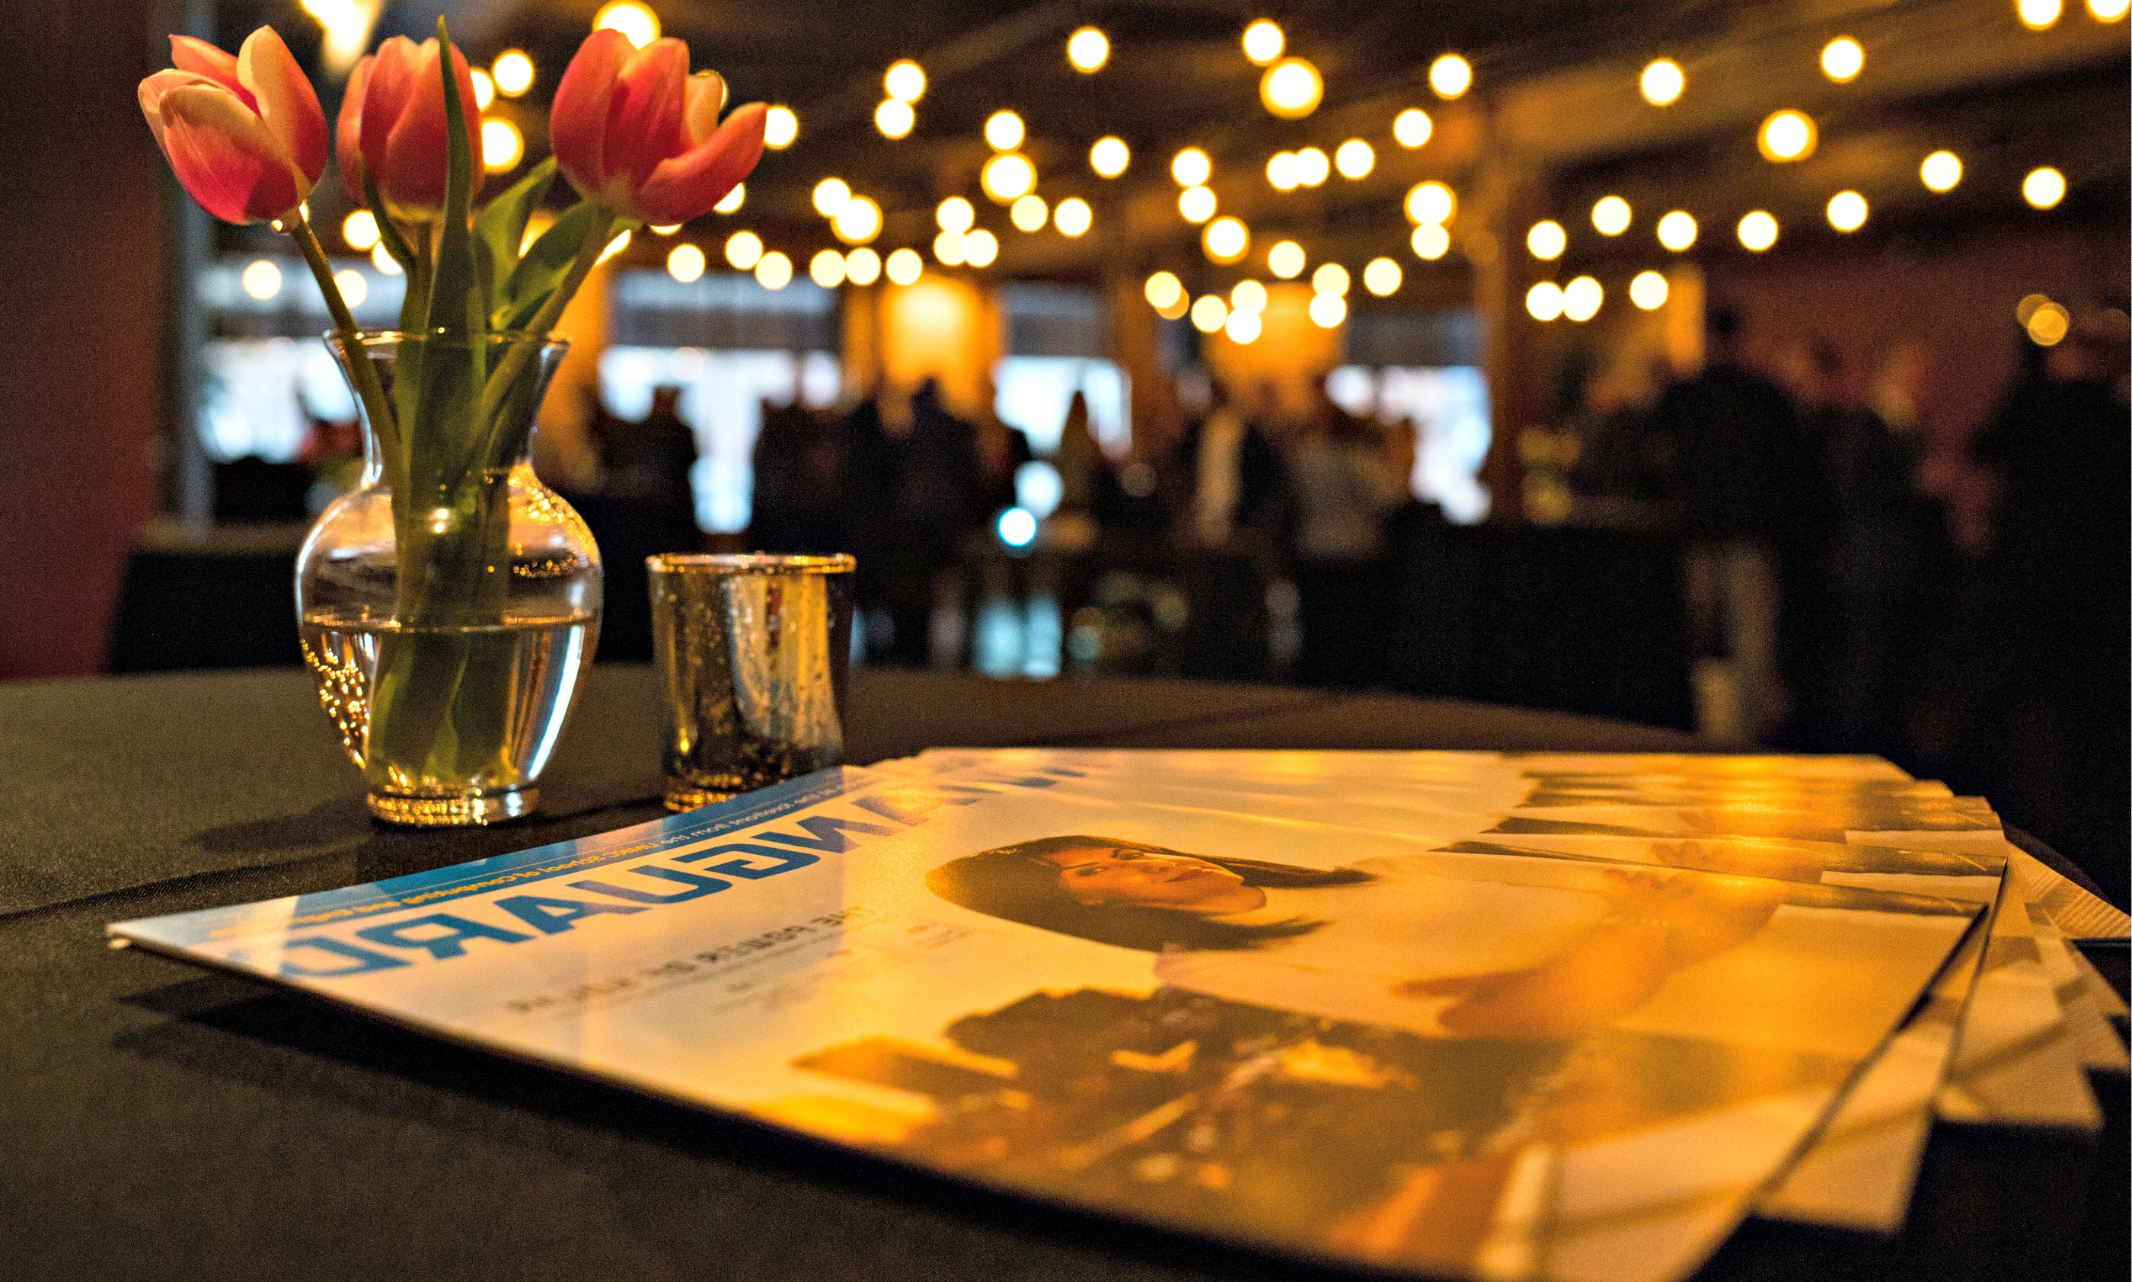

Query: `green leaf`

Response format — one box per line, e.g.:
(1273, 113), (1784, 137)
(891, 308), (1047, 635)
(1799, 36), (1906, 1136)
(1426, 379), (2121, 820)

(475, 157), (557, 330)
(494, 200), (602, 333)
(426, 17), (482, 338)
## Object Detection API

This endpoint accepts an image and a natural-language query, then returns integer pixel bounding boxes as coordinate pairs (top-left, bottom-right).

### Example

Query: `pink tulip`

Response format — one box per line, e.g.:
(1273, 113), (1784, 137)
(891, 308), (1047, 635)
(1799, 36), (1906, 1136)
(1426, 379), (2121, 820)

(336, 36), (484, 218)
(138, 27), (327, 225)
(551, 30), (766, 226)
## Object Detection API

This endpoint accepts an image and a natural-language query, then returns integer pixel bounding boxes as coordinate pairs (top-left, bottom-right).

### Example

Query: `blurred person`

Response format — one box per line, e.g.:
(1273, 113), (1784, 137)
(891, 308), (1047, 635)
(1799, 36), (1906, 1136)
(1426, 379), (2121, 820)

(973, 373), (1035, 516)
(882, 378), (982, 664)
(1179, 379), (1283, 548)
(585, 385), (702, 660)
(1285, 377), (1407, 687)
(1648, 307), (1815, 744)
(749, 397), (846, 555)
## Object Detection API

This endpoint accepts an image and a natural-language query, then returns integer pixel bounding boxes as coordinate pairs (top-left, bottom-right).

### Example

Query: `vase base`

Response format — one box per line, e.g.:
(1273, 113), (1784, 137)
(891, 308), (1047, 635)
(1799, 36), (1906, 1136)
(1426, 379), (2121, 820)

(368, 786), (538, 827)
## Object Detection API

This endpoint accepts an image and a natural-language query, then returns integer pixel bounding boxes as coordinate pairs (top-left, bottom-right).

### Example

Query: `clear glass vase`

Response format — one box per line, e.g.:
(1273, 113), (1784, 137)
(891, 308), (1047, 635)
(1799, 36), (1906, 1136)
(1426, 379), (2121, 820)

(295, 330), (601, 826)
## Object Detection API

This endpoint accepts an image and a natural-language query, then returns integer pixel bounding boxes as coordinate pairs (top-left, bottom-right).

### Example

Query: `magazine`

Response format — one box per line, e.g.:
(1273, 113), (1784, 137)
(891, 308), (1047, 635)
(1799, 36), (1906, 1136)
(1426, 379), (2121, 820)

(111, 759), (1982, 1282)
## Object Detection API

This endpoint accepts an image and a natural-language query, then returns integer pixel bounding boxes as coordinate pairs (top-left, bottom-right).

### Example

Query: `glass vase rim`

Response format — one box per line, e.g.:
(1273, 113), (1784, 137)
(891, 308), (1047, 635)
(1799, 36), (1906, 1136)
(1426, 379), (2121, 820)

(647, 553), (857, 576)
(325, 328), (570, 352)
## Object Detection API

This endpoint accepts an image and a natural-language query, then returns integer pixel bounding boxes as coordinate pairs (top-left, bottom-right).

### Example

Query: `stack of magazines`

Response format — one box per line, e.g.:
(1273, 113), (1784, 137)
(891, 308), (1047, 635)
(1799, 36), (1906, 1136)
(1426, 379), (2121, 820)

(112, 750), (2128, 1282)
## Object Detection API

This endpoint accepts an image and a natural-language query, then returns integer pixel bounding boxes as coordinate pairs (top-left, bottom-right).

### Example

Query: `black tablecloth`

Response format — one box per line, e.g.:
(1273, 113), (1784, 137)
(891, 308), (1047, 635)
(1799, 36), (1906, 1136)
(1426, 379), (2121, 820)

(1, 666), (2121, 1281)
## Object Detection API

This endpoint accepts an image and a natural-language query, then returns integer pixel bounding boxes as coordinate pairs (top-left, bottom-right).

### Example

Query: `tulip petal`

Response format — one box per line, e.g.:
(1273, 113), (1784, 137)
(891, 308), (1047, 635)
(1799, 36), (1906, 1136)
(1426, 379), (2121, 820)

(159, 83), (303, 223)
(169, 35), (252, 108)
(680, 71), (726, 145)
(237, 26), (327, 186)
(379, 37), (484, 216)
(631, 102), (766, 226)
(551, 28), (630, 197)
(337, 55), (372, 201)
(139, 69), (216, 160)
(359, 37), (423, 184)
(609, 40), (689, 188)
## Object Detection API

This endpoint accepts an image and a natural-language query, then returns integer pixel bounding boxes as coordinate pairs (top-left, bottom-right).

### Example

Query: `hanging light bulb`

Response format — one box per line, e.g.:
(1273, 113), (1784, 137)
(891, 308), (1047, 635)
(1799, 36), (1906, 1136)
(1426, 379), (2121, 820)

(1641, 58), (1684, 105)
(1260, 58), (1323, 118)
(885, 59), (926, 102)
(1090, 136), (1130, 177)
(1242, 19), (1284, 64)
(1067, 27), (1109, 72)
(1429, 54), (1471, 99)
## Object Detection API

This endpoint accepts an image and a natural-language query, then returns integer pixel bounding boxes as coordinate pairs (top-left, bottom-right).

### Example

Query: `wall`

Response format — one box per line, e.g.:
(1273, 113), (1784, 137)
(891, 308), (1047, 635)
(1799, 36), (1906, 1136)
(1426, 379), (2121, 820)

(0, 0), (166, 679)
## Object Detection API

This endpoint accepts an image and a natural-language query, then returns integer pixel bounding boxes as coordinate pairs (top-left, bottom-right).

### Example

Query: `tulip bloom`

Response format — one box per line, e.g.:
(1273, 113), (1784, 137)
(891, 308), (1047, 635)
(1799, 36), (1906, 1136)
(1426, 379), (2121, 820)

(551, 30), (766, 226)
(337, 36), (484, 218)
(138, 27), (327, 225)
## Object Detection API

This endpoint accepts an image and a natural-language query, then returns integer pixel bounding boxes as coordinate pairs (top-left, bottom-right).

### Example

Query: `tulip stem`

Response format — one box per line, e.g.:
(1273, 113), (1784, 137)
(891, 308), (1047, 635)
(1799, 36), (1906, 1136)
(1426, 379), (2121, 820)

(475, 206), (614, 429)
(287, 210), (396, 462)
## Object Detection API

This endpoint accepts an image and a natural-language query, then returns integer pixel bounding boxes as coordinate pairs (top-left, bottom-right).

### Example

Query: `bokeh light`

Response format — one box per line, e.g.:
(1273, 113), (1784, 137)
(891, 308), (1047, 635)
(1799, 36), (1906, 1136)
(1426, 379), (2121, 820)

(333, 269), (367, 307)
(2027, 300), (2070, 344)
(342, 210), (379, 250)
(885, 248), (923, 285)
(1641, 58), (1684, 105)
(469, 69), (494, 110)
(1335, 139), (1375, 179)
(1821, 37), (1864, 81)
(755, 250), (791, 290)
(1068, 27), (1109, 72)
(809, 249), (846, 288)
(1053, 198), (1091, 236)
(844, 246), (881, 285)
(371, 243), (400, 274)
(1411, 223), (1450, 259)
(492, 51), (534, 97)
(1405, 181), (1455, 225)
(833, 195), (882, 244)
(1294, 147), (1330, 186)
(1759, 110), (1817, 161)
(763, 106), (797, 148)
(1172, 147), (1212, 187)
(1261, 58), (1323, 118)
(1309, 292), (1347, 327)
(1010, 194), (1048, 232)
(1203, 216), (1249, 263)
(985, 111), (1025, 151)
(812, 178), (851, 217)
(1592, 195), (1631, 235)
(1231, 279), (1268, 313)
(1312, 262), (1350, 296)
(1242, 20), (1284, 64)
(1363, 257), (1402, 295)
(591, 0), (658, 47)
(1268, 240), (1306, 278)
(981, 152), (1036, 201)
(933, 229), (967, 266)
(2018, 0), (2062, 27)
(937, 197), (974, 233)
(1394, 109), (1433, 148)
(1527, 220), (1566, 259)
(1179, 185), (1217, 222)
(1266, 152), (1299, 190)
(1145, 271), (1183, 310)
(725, 230), (763, 269)
(1091, 137), (1130, 177)
(481, 119), (522, 172)
(874, 99), (914, 138)
(2023, 166), (2065, 208)
(1921, 151), (1963, 191)
(963, 229), (998, 267)
(1191, 294), (1228, 333)
(1526, 281), (1564, 321)
(885, 60), (926, 102)
(1630, 270), (1668, 309)
(714, 184), (745, 213)
(1657, 210), (1697, 250)
(1225, 309), (1262, 343)
(667, 243), (706, 282)
(1562, 275), (1603, 321)
(1429, 54), (1471, 99)
(1738, 210), (1779, 250)
(241, 259), (281, 300)
(1827, 190), (1868, 231)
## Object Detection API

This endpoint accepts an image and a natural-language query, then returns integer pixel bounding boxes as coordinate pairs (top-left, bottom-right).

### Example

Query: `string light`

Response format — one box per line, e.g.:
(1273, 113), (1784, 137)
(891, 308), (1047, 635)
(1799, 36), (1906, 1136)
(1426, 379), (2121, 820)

(1261, 57), (1323, 118)
(1592, 196), (1631, 235)
(714, 184), (745, 214)
(1630, 270), (1668, 309)
(1827, 190), (1868, 231)
(1737, 210), (1779, 251)
(1053, 198), (1092, 236)
(1393, 109), (1433, 147)
(1231, 279), (1268, 314)
(963, 229), (998, 267)
(1562, 275), (1602, 321)
(1821, 37), (1864, 81)
(985, 111), (1025, 151)
(1266, 152), (1298, 190)
(1010, 194), (1048, 232)
(2022, 166), (2065, 208)
(933, 229), (966, 266)
(667, 243), (706, 283)
(812, 178), (851, 217)
(1179, 185), (1217, 222)
(1309, 293), (1346, 327)
(1429, 54), (1471, 99)
(492, 51), (534, 97)
(885, 248), (923, 285)
(755, 250), (792, 290)
(1527, 220), (1565, 259)
(2027, 300), (2070, 345)
(980, 152), (1036, 202)
(1335, 139), (1375, 179)
(1091, 137), (1130, 177)
(725, 231), (763, 269)
(1526, 282), (1564, 321)
(1172, 147), (1212, 187)
(1363, 258), (1402, 295)
(1268, 241), (1306, 278)
(1759, 110), (1817, 161)
(1225, 309), (1262, 343)
(2018, 0), (2062, 27)
(342, 210), (379, 250)
(1067, 27), (1109, 72)
(1411, 223), (1450, 259)
(885, 60), (926, 102)
(591, 0), (658, 47)
(333, 269), (366, 307)
(833, 195), (882, 244)
(1145, 272), (1184, 309)
(2092, 0), (2130, 20)
(1242, 20), (1284, 64)
(1405, 181), (1455, 225)
(937, 198), (974, 233)
(809, 249), (846, 288)
(1203, 216), (1249, 263)
(1294, 147), (1330, 186)
(1920, 151), (1963, 191)
(844, 246), (881, 285)
(470, 70), (494, 110)
(596, 229), (631, 263)
(874, 99), (914, 138)
(1312, 263), (1350, 296)
(1641, 58), (1684, 105)
(1191, 294), (1228, 333)
(1656, 210), (1697, 250)
(371, 243), (400, 274)
(764, 106), (797, 148)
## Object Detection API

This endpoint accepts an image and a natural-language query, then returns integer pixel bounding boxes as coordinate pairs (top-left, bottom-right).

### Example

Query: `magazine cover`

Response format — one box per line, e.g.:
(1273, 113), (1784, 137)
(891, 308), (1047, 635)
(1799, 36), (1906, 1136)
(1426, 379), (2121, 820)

(111, 763), (1980, 1282)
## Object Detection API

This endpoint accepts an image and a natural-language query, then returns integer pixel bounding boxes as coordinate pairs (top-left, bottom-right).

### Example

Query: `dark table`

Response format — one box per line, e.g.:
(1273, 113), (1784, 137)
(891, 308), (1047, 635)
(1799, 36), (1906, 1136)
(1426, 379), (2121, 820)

(1, 666), (2121, 1281)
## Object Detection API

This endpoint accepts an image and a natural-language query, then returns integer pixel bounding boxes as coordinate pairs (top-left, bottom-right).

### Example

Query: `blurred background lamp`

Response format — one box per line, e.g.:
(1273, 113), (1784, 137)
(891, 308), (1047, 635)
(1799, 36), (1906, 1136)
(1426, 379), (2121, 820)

(1394, 108), (1433, 147)
(1268, 240), (1306, 278)
(1144, 271), (1183, 309)
(1429, 54), (1471, 99)
(724, 230), (763, 269)
(1657, 209), (1697, 249)
(1242, 19), (1284, 64)
(1091, 137), (1130, 177)
(1629, 270), (1668, 309)
(1411, 223), (1450, 259)
(1821, 37), (1864, 81)
(1335, 139), (1375, 179)
(591, 0), (658, 47)
(1010, 194), (1048, 232)
(885, 59), (925, 102)
(481, 119), (522, 172)
(2026, 300), (2070, 345)
(1224, 309), (1262, 343)
(884, 248), (923, 284)
(469, 70), (494, 110)
(997, 507), (1038, 548)
(714, 183), (745, 213)
(1312, 262), (1350, 296)
(2018, 0), (2062, 27)
(2023, 166), (2065, 208)
(666, 243), (706, 282)
(333, 269), (367, 308)
(874, 98), (914, 138)
(1921, 151), (1963, 191)
(1294, 147), (1330, 186)
(1171, 147), (1212, 187)
(754, 251), (791, 290)
(937, 196), (974, 232)
(1190, 294), (1228, 332)
(242, 259), (281, 300)
(1737, 210), (1779, 250)
(1641, 58), (1684, 105)
(844, 246), (881, 285)
(1759, 110), (1816, 161)
(1068, 27), (1109, 72)
(1203, 216), (1249, 263)
(933, 229), (967, 266)
(1526, 281), (1564, 321)
(1179, 185), (1217, 222)
(1266, 152), (1299, 190)
(1261, 58), (1323, 118)
(1308, 292), (1347, 327)
(1363, 257), (1402, 296)
(981, 152), (1036, 201)
(2015, 293), (2052, 325)
(492, 50), (533, 96)
(811, 178), (851, 217)
(371, 243), (400, 274)
(1592, 195), (1631, 235)
(1562, 275), (1602, 321)
(341, 210), (379, 250)
(1230, 279), (1268, 313)
(650, 223), (680, 235)
(833, 195), (882, 244)
(1405, 181), (1455, 225)
(809, 249), (846, 288)
(1053, 198), (1092, 236)
(2091, 0), (2130, 18)
(963, 229), (998, 267)
(1527, 219), (1566, 259)
(763, 106), (797, 148)
(1827, 190), (1868, 231)
(985, 110), (1025, 151)
(1014, 462), (1063, 518)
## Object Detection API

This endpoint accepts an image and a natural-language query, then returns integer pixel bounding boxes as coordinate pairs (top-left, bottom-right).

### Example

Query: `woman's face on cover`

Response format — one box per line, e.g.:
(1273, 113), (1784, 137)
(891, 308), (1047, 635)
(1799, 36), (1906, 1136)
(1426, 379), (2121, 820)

(1039, 845), (1246, 910)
